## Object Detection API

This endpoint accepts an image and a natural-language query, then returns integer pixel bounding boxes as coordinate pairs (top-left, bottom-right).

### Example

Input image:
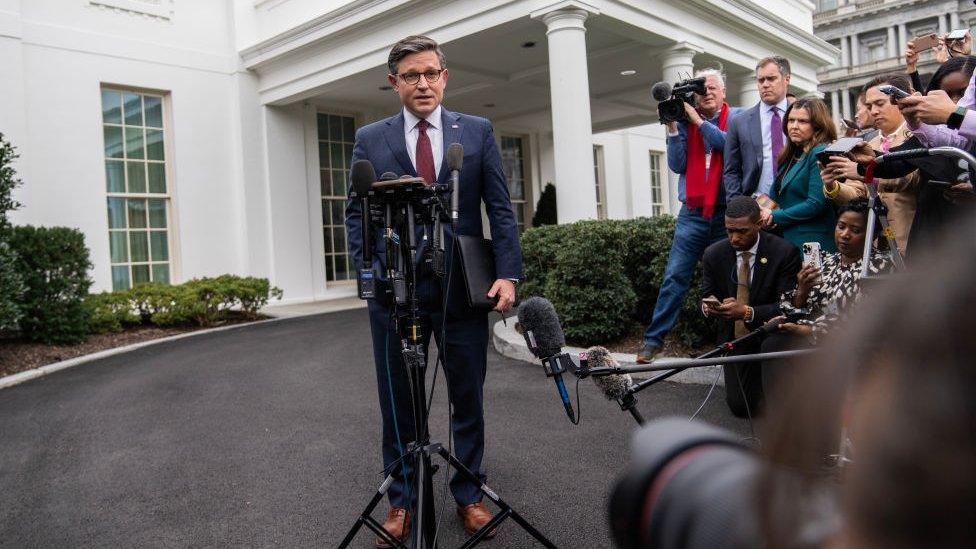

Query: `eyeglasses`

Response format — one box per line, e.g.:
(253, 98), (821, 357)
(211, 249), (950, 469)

(395, 69), (445, 85)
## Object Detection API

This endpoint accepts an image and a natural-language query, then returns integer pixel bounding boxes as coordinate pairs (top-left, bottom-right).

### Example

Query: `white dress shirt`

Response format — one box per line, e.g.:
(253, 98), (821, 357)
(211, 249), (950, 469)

(757, 98), (789, 197)
(403, 106), (443, 178)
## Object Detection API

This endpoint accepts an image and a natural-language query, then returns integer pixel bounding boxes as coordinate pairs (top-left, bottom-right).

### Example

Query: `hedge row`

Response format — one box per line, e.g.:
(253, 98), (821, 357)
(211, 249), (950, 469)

(87, 275), (284, 334)
(520, 216), (712, 347)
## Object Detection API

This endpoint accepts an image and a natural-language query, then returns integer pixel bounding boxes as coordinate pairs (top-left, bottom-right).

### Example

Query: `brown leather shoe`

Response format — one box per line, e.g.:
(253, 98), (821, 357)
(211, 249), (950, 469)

(456, 501), (497, 538)
(636, 343), (660, 364)
(375, 507), (410, 548)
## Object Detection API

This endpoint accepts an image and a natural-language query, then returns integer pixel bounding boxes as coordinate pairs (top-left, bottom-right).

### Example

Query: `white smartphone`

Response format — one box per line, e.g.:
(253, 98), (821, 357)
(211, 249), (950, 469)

(946, 29), (969, 41)
(802, 242), (823, 270)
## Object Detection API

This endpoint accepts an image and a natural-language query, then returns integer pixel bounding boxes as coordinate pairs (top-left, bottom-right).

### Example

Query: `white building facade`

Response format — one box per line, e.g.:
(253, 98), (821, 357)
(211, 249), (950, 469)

(1, 0), (834, 303)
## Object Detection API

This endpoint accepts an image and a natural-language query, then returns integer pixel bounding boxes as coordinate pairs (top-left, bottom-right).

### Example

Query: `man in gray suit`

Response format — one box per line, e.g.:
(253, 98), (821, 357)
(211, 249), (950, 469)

(723, 56), (792, 202)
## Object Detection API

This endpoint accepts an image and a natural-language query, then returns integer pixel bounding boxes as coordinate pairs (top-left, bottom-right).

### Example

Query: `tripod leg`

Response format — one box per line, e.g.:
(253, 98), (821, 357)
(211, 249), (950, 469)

(338, 474), (407, 549)
(434, 446), (558, 549)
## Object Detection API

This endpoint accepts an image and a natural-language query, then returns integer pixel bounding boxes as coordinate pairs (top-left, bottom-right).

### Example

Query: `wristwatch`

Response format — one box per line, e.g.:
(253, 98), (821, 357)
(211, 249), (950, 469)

(743, 306), (754, 323)
(947, 106), (967, 130)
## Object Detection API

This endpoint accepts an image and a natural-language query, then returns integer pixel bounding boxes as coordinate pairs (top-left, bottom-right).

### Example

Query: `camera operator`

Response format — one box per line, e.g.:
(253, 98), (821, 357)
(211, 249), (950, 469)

(637, 69), (743, 364)
(820, 75), (918, 254)
(700, 196), (801, 416)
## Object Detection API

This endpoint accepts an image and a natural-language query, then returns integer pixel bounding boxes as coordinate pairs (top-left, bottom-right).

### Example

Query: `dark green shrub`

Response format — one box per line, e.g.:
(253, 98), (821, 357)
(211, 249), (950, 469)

(9, 225), (93, 344)
(520, 216), (711, 347)
(0, 133), (24, 330)
(228, 276), (284, 318)
(85, 291), (139, 333)
(531, 183), (557, 227)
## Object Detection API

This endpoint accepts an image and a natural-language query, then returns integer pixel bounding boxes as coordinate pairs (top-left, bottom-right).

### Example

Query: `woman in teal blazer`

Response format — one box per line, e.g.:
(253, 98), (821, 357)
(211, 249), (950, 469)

(763, 97), (838, 252)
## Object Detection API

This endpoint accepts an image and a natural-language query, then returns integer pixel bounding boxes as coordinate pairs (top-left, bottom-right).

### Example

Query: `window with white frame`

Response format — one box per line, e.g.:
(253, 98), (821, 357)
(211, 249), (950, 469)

(649, 152), (665, 216)
(318, 113), (356, 283)
(501, 135), (529, 233)
(101, 88), (172, 290)
(593, 145), (607, 220)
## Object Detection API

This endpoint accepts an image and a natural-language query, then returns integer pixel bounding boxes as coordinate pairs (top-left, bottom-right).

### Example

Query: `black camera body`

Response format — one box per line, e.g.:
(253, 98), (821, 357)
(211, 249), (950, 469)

(656, 77), (707, 125)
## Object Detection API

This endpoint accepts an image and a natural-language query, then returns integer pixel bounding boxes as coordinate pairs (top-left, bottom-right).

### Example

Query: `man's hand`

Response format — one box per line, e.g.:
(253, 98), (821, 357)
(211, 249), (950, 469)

(711, 297), (748, 321)
(935, 41), (950, 64)
(945, 182), (976, 204)
(487, 279), (516, 312)
(779, 323), (814, 337)
(905, 38), (919, 74)
(848, 141), (877, 164)
(683, 102), (703, 126)
(898, 90), (958, 125)
(946, 31), (973, 57)
(666, 120), (679, 134)
(826, 155), (863, 182)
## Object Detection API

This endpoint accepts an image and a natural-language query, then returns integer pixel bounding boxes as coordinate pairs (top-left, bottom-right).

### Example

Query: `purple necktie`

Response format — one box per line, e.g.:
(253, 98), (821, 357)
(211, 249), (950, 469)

(771, 107), (783, 172)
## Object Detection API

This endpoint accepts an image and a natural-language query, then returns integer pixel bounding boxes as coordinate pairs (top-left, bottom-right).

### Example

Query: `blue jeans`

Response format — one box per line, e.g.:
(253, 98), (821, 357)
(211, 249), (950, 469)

(643, 205), (728, 348)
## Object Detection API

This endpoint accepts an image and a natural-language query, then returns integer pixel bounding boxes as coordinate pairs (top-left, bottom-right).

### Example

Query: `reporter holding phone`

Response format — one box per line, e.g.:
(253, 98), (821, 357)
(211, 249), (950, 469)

(761, 97), (837, 252)
(820, 75), (919, 254)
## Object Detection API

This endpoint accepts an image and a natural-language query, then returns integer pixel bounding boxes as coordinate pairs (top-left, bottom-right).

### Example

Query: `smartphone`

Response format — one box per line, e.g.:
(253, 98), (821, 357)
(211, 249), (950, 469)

(841, 118), (857, 130)
(802, 242), (823, 270)
(927, 180), (954, 188)
(878, 84), (910, 100)
(946, 29), (969, 41)
(702, 296), (722, 309)
(816, 136), (863, 166)
(914, 33), (940, 52)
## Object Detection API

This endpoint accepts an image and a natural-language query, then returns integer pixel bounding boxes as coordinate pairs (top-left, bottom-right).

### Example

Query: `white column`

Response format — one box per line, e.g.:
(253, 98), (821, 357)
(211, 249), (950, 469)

(533, 5), (599, 222)
(898, 23), (907, 57)
(840, 34), (850, 66)
(939, 14), (948, 35)
(831, 90), (841, 124)
(951, 12), (961, 31)
(841, 88), (851, 120)
(850, 34), (860, 66)
(658, 43), (703, 213)
(735, 73), (760, 108)
(887, 26), (898, 58)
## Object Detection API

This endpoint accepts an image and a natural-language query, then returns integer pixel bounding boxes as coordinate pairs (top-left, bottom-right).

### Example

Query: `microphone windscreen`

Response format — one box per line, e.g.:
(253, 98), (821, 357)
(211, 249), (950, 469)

(379, 172), (398, 181)
(651, 81), (673, 102)
(350, 160), (376, 196)
(447, 143), (464, 171)
(516, 297), (565, 359)
(587, 346), (633, 400)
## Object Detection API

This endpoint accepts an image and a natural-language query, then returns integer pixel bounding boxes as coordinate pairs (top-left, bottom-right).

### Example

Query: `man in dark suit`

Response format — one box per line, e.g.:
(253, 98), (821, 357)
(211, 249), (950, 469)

(723, 56), (791, 202)
(344, 35), (521, 545)
(701, 196), (801, 416)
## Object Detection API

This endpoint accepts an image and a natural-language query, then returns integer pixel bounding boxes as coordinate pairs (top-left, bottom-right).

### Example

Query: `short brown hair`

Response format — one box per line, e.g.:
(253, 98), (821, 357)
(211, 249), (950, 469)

(777, 97), (837, 167)
(387, 35), (447, 75)
(861, 73), (912, 96)
(756, 56), (791, 77)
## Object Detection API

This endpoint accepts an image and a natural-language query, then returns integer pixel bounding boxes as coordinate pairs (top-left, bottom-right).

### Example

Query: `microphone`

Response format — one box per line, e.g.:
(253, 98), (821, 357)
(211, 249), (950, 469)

(651, 81), (673, 102)
(516, 297), (577, 423)
(447, 143), (464, 228)
(350, 160), (377, 299)
(586, 346), (644, 425)
(379, 171), (397, 181)
(875, 148), (930, 164)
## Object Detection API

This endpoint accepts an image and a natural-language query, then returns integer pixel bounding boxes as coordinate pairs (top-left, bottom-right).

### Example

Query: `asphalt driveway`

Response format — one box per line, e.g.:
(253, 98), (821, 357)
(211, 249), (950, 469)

(0, 308), (750, 548)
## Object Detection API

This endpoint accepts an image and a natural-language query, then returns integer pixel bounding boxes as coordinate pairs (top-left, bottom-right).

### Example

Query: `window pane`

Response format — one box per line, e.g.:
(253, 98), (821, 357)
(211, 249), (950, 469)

(333, 230), (346, 254)
(325, 257), (335, 281)
(125, 127), (144, 159)
(323, 227), (333, 253)
(104, 126), (124, 158)
(107, 198), (126, 229)
(343, 143), (354, 168)
(320, 170), (331, 196)
(343, 117), (355, 141)
(148, 199), (167, 228)
(151, 264), (170, 284)
(127, 161), (146, 193)
(331, 201), (344, 225)
(106, 160), (125, 192)
(102, 90), (122, 124)
(144, 96), (163, 128)
(150, 231), (168, 261)
(132, 264), (151, 286)
(319, 142), (330, 169)
(123, 92), (143, 126)
(128, 199), (147, 228)
(146, 129), (164, 160)
(329, 115), (342, 141)
(109, 231), (128, 263)
(317, 113), (329, 141)
(332, 170), (346, 196)
(330, 145), (344, 172)
(112, 265), (131, 290)
(130, 231), (149, 262)
(147, 163), (166, 194)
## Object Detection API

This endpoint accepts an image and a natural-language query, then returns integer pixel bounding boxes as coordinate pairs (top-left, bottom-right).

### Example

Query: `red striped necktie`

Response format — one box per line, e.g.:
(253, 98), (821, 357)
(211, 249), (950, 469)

(415, 119), (436, 185)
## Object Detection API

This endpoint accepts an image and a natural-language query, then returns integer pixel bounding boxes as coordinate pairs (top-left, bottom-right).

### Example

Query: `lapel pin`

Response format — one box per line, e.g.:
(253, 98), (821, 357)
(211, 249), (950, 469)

(760, 257), (768, 264)
(451, 124), (459, 129)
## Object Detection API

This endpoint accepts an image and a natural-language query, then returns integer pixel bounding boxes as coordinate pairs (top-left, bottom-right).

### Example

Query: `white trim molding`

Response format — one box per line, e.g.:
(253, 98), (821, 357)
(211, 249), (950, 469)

(88, 0), (174, 20)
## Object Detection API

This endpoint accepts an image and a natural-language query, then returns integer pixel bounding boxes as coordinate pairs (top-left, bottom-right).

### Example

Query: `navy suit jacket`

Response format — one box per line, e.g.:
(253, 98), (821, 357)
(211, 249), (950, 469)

(722, 102), (765, 201)
(344, 108), (523, 286)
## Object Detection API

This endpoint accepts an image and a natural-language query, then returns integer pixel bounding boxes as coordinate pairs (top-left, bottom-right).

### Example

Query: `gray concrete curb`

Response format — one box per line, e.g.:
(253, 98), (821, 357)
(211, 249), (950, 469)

(491, 319), (724, 386)
(0, 306), (359, 391)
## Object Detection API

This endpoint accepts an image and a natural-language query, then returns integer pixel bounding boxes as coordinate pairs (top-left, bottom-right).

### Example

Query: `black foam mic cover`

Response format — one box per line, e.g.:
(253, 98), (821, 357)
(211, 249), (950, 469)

(651, 81), (673, 102)
(516, 297), (565, 359)
(447, 143), (464, 171)
(350, 160), (376, 197)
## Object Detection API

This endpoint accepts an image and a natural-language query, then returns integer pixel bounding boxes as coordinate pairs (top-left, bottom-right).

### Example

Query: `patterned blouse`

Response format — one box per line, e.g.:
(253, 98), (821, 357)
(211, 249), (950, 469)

(780, 251), (892, 341)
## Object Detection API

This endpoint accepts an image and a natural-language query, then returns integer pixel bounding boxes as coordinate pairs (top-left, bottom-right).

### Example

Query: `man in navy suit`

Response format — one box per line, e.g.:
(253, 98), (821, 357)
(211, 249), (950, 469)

(723, 56), (792, 202)
(344, 35), (521, 546)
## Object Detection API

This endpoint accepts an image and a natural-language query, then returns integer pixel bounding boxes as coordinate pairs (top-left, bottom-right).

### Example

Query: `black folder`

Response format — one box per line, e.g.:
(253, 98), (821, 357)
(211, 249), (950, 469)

(456, 235), (497, 310)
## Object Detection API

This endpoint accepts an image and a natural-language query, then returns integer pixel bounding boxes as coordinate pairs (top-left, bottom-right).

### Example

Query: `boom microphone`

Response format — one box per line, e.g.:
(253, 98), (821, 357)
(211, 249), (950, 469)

(447, 143), (463, 228)
(516, 297), (577, 423)
(350, 160), (377, 299)
(587, 346), (644, 425)
(875, 148), (930, 164)
(651, 81), (673, 102)
(350, 160), (376, 198)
